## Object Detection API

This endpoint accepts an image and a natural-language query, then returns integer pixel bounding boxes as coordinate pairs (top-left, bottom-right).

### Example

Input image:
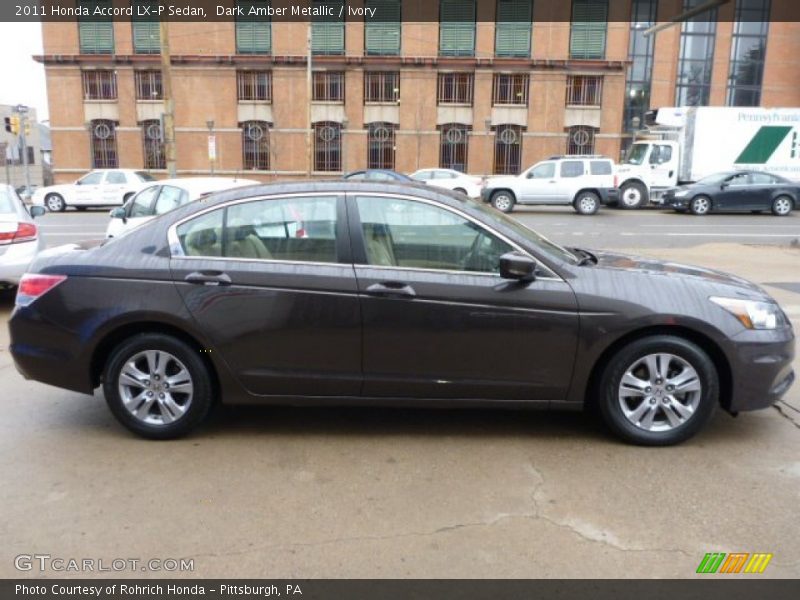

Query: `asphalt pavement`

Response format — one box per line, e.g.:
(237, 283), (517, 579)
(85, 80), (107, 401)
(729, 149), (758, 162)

(34, 205), (800, 250)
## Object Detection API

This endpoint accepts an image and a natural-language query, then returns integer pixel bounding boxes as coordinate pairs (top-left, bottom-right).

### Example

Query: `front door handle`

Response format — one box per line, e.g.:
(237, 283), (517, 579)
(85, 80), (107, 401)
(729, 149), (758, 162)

(365, 281), (416, 298)
(185, 271), (232, 286)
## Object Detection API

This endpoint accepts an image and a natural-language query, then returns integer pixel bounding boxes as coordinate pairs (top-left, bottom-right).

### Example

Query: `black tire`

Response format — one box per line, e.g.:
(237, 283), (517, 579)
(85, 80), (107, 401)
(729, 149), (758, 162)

(771, 196), (793, 217)
(491, 190), (515, 213)
(45, 193), (66, 212)
(619, 181), (648, 210)
(573, 191), (600, 215)
(453, 187), (467, 195)
(595, 335), (718, 446)
(689, 195), (712, 216)
(103, 333), (214, 439)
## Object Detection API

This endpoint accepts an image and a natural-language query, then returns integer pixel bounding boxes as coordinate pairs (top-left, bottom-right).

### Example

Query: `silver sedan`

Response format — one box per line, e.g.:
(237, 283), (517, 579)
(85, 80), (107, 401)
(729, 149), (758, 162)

(0, 184), (46, 288)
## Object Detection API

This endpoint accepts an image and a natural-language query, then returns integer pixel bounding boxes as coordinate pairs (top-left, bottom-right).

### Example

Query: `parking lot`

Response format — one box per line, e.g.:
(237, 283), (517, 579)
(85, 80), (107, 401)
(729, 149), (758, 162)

(1, 207), (799, 578)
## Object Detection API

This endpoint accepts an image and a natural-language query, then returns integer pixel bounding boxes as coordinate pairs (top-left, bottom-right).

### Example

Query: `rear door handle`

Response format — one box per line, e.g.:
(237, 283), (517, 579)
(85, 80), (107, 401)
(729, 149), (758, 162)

(185, 271), (232, 286)
(365, 281), (416, 298)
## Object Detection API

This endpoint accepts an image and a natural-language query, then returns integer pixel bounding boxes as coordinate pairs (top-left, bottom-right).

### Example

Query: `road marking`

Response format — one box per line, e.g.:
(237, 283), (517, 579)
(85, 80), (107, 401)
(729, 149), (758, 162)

(620, 232), (800, 237)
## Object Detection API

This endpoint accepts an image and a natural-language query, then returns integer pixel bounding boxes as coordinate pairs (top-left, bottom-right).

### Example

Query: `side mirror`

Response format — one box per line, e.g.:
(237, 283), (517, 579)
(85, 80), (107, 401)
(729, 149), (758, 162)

(110, 207), (127, 221)
(499, 252), (537, 283)
(29, 205), (46, 219)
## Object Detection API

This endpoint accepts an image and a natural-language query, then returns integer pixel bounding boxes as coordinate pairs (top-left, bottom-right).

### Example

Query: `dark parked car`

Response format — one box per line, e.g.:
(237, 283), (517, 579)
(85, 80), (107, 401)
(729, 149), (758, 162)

(664, 171), (798, 216)
(343, 169), (414, 183)
(9, 182), (795, 445)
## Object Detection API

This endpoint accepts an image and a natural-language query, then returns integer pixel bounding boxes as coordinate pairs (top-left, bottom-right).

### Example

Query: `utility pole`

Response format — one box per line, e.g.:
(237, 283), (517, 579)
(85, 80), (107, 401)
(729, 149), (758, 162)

(16, 105), (31, 194)
(306, 23), (313, 177)
(159, 20), (177, 178)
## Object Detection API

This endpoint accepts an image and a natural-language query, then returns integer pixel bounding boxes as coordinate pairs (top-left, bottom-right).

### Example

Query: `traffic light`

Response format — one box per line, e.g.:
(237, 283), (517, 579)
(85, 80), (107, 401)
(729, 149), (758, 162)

(4, 115), (21, 135)
(3, 117), (10, 133)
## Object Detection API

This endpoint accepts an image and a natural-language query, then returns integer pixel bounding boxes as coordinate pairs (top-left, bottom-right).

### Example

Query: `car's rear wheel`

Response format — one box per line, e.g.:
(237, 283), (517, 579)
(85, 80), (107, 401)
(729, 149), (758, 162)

(689, 195), (712, 215)
(45, 193), (65, 212)
(103, 333), (214, 439)
(596, 335), (718, 446)
(772, 196), (793, 216)
(573, 191), (600, 215)
(620, 182), (648, 210)
(491, 191), (515, 213)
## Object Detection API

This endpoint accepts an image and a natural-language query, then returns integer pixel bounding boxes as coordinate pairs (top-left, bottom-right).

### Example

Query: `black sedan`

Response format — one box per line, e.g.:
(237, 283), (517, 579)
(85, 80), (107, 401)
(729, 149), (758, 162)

(664, 170), (798, 216)
(9, 182), (795, 445)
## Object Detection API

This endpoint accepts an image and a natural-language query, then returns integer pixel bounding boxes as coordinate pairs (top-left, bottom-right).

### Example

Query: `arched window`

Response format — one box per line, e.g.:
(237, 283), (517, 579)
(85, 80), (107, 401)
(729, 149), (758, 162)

(241, 120), (270, 170)
(141, 119), (164, 170)
(314, 121), (342, 172)
(89, 119), (118, 168)
(566, 125), (596, 155)
(439, 123), (471, 172)
(367, 122), (396, 169)
(493, 125), (522, 175)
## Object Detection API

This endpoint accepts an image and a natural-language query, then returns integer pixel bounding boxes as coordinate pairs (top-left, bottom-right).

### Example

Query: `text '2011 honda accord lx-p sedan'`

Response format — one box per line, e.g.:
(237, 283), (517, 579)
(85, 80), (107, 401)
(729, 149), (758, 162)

(8, 182), (796, 445)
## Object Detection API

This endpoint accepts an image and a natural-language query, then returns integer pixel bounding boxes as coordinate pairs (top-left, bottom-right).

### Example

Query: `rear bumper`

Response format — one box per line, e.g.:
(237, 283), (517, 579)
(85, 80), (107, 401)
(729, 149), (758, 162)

(727, 326), (795, 412)
(0, 240), (39, 286)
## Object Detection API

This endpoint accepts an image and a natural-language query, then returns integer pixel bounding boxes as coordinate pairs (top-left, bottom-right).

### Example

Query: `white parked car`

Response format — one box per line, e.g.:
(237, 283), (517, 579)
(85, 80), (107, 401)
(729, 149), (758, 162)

(409, 168), (483, 198)
(105, 177), (259, 238)
(32, 169), (156, 212)
(480, 156), (620, 215)
(0, 184), (46, 288)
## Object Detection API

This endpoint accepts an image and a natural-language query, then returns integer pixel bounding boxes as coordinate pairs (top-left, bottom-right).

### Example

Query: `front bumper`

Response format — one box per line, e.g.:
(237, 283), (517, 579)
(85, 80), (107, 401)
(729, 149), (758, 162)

(726, 326), (795, 412)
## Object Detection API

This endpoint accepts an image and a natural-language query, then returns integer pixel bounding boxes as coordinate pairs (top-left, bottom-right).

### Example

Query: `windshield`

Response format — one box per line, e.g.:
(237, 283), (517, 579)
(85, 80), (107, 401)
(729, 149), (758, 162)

(625, 144), (648, 165)
(469, 201), (577, 264)
(696, 172), (733, 185)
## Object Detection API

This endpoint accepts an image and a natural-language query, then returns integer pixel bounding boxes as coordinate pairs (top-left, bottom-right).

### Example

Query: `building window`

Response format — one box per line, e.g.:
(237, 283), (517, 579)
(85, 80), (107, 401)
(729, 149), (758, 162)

(236, 1), (272, 54)
(365, 0), (401, 55)
(727, 0), (770, 107)
(624, 0), (657, 134)
(570, 0), (608, 59)
(493, 125), (523, 175)
(675, 0), (718, 106)
(237, 71), (273, 101)
(492, 73), (529, 105)
(312, 0), (345, 55)
(82, 70), (118, 100)
(439, 124), (470, 172)
(367, 122), (397, 169)
(132, 2), (161, 54)
(313, 72), (345, 102)
(566, 125), (596, 155)
(439, 0), (476, 57)
(78, 1), (114, 54)
(495, 0), (532, 57)
(364, 72), (400, 103)
(242, 121), (271, 170)
(314, 121), (342, 172)
(437, 73), (474, 105)
(141, 119), (165, 170)
(566, 75), (603, 106)
(90, 119), (118, 168)
(134, 71), (163, 100)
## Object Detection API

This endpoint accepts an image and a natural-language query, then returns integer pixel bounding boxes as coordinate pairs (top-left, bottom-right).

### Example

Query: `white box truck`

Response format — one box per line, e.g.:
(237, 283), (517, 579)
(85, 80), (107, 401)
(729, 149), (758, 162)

(615, 106), (800, 208)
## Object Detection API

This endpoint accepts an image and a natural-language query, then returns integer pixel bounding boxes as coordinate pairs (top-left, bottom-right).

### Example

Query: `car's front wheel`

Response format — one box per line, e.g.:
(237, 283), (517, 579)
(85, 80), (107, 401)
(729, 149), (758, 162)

(103, 333), (214, 439)
(689, 195), (712, 215)
(573, 191), (600, 215)
(491, 191), (515, 213)
(619, 182), (648, 209)
(45, 193), (66, 212)
(596, 335), (718, 446)
(772, 196), (793, 216)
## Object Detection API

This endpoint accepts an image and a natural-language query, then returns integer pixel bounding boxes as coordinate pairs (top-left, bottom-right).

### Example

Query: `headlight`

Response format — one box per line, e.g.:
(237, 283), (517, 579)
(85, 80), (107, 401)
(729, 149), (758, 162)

(674, 190), (689, 197)
(709, 296), (784, 330)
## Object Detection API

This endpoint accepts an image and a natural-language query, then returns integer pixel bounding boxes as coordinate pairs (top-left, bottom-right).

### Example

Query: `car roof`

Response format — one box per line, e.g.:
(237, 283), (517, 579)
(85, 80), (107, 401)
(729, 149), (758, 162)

(140, 177), (259, 196)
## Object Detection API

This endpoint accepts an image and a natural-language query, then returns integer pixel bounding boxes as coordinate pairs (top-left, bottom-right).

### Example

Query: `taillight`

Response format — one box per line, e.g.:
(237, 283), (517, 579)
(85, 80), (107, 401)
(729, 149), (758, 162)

(16, 274), (67, 307)
(613, 175), (619, 188)
(0, 222), (38, 245)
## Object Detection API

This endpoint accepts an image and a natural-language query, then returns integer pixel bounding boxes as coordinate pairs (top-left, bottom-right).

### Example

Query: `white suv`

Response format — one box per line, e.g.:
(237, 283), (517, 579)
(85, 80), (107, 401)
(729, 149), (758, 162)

(481, 156), (619, 215)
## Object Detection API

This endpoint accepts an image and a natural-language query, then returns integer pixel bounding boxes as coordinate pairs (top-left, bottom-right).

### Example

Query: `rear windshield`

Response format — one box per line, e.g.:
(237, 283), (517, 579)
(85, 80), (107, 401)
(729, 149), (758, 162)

(0, 190), (18, 214)
(135, 171), (157, 182)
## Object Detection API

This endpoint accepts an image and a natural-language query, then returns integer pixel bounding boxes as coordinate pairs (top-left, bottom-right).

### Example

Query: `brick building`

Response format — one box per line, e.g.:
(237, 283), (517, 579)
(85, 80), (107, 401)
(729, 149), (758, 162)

(37, 0), (800, 183)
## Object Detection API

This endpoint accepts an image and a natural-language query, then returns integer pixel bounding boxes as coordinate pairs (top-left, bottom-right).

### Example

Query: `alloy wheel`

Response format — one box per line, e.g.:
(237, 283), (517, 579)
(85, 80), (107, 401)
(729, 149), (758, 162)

(773, 197), (792, 216)
(493, 194), (513, 212)
(117, 350), (194, 426)
(578, 196), (598, 214)
(691, 197), (710, 215)
(617, 353), (702, 432)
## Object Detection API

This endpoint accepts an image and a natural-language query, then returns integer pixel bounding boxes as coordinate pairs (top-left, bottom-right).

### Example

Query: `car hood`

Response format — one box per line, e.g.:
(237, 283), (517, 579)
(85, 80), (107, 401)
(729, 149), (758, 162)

(32, 184), (72, 199)
(589, 250), (769, 298)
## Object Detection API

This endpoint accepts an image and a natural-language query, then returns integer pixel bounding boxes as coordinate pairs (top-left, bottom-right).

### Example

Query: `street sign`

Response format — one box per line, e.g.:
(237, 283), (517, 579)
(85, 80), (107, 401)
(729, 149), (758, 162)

(208, 135), (217, 161)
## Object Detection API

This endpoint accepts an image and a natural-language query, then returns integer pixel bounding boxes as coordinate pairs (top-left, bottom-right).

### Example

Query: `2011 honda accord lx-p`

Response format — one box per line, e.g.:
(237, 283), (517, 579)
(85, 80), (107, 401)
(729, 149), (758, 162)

(8, 182), (795, 445)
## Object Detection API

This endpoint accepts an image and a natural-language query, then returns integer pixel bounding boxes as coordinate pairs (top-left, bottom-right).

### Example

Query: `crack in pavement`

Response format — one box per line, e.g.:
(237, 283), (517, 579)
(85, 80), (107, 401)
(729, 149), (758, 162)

(773, 403), (800, 430)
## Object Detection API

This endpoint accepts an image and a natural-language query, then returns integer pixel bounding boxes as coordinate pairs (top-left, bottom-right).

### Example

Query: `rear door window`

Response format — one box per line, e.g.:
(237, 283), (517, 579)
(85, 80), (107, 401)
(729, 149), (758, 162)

(105, 171), (127, 185)
(560, 161), (585, 178)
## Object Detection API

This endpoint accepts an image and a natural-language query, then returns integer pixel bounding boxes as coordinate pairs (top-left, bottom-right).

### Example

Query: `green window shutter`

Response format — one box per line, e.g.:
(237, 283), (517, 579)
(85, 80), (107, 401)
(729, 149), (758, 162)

(439, 0), (476, 57)
(236, 1), (271, 54)
(132, 2), (161, 54)
(312, 1), (345, 55)
(495, 0), (532, 57)
(78, 1), (114, 54)
(570, 0), (607, 59)
(365, 0), (401, 56)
